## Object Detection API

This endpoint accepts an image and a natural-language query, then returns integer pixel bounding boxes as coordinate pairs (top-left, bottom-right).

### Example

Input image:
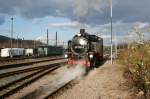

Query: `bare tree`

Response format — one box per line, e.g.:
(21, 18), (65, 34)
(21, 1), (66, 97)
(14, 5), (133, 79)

(132, 25), (144, 44)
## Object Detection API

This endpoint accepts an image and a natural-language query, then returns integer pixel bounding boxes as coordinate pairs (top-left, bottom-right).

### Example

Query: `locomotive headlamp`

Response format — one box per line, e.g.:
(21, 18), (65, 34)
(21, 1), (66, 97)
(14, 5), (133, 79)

(89, 54), (93, 59)
(77, 33), (81, 36)
(79, 38), (86, 45)
(65, 54), (68, 58)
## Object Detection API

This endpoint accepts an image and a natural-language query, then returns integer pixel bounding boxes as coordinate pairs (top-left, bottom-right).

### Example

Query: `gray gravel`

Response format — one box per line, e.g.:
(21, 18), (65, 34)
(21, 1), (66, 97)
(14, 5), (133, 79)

(6, 65), (67, 99)
(0, 59), (67, 74)
(0, 70), (40, 87)
(5, 61), (134, 99)
(53, 61), (133, 99)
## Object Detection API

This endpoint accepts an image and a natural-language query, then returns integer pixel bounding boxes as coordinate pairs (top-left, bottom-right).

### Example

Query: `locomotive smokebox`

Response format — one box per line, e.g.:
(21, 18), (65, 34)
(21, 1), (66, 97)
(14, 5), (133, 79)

(80, 29), (85, 35)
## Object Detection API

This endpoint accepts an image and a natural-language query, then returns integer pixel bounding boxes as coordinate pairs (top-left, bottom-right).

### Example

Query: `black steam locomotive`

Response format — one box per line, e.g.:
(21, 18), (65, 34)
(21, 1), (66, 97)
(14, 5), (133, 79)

(65, 29), (103, 70)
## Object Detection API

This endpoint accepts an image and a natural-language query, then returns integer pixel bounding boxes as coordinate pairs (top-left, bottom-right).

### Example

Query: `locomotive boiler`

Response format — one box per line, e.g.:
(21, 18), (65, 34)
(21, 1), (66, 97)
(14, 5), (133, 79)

(65, 29), (103, 70)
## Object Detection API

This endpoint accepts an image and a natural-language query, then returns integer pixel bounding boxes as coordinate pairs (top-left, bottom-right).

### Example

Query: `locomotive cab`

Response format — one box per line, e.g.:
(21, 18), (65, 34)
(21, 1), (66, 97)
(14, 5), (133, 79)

(88, 38), (103, 68)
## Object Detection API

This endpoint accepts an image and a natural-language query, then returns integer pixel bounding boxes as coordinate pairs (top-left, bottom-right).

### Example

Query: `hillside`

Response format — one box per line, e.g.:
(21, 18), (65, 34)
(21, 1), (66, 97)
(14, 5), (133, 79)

(0, 35), (44, 48)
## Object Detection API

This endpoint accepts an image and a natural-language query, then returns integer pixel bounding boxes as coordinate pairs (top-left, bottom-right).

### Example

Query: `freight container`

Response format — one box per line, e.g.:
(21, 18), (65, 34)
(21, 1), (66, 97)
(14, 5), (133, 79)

(25, 49), (33, 56)
(1, 48), (25, 57)
(38, 46), (64, 56)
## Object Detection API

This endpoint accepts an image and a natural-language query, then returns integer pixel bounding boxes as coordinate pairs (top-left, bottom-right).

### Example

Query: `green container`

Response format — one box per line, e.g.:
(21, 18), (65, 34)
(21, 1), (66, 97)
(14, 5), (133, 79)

(38, 46), (64, 56)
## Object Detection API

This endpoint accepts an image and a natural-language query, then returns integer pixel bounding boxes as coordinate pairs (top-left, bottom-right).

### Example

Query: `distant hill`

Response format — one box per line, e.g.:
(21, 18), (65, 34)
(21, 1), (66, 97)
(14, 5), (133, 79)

(0, 35), (45, 48)
(0, 35), (10, 42)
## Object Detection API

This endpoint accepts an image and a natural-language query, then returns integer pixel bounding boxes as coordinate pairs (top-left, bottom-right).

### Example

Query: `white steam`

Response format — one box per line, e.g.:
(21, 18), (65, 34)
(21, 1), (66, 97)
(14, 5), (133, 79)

(58, 64), (85, 84)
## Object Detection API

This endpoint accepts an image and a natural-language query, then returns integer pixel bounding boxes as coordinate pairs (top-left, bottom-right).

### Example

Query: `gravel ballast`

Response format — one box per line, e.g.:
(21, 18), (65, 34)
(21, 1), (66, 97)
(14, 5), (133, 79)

(52, 61), (133, 99)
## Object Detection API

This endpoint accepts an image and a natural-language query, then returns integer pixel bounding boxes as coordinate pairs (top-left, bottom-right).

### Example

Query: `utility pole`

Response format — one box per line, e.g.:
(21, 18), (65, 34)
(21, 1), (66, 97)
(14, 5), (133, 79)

(21, 33), (23, 48)
(22, 37), (24, 48)
(47, 29), (49, 45)
(115, 38), (117, 58)
(110, 0), (113, 64)
(56, 31), (57, 46)
(21, 38), (22, 48)
(62, 41), (65, 48)
(10, 17), (14, 58)
(17, 35), (19, 48)
(34, 39), (36, 48)
(20, 35), (23, 48)
(10, 17), (14, 48)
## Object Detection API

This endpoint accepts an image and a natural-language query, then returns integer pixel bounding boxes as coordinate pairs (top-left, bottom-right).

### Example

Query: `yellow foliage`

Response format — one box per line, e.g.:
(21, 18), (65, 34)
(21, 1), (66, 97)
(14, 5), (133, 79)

(118, 42), (150, 93)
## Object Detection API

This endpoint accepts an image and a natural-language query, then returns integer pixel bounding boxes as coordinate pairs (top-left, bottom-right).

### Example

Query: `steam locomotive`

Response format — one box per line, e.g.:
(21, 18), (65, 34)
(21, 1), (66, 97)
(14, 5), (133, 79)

(65, 29), (103, 71)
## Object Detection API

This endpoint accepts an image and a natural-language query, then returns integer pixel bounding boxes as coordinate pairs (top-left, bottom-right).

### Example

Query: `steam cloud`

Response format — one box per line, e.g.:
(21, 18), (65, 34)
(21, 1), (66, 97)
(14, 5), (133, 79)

(58, 64), (85, 84)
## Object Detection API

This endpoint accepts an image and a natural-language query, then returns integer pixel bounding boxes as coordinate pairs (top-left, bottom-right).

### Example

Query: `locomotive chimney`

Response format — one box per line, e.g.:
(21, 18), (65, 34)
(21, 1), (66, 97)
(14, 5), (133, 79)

(80, 29), (85, 34)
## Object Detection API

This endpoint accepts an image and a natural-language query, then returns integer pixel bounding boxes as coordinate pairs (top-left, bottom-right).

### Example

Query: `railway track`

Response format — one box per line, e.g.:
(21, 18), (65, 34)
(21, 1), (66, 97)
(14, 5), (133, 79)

(45, 79), (73, 99)
(0, 56), (63, 66)
(0, 56), (55, 62)
(0, 57), (64, 70)
(0, 59), (67, 98)
(21, 79), (73, 99)
(0, 59), (66, 78)
(18, 66), (79, 99)
(0, 56), (40, 64)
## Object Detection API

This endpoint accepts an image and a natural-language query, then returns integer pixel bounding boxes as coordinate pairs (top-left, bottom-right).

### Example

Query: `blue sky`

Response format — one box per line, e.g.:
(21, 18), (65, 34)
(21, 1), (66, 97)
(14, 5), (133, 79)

(0, 16), (77, 43)
(0, 0), (150, 45)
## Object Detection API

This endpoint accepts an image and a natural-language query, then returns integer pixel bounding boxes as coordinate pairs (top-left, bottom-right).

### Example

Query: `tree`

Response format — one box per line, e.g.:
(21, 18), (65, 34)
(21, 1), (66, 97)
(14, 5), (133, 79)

(132, 25), (144, 44)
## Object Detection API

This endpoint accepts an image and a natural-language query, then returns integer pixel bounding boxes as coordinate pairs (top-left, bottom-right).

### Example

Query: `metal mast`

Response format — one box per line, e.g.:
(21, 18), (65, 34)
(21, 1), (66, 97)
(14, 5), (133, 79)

(10, 17), (14, 49)
(56, 31), (57, 46)
(17, 35), (19, 48)
(10, 17), (14, 58)
(110, 0), (113, 64)
(47, 29), (49, 45)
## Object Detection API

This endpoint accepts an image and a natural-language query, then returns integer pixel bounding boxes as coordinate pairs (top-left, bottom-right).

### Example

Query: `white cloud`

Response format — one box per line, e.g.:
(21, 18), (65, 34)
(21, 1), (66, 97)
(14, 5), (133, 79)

(48, 21), (90, 29)
(72, 0), (118, 21)
(0, 0), (150, 25)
